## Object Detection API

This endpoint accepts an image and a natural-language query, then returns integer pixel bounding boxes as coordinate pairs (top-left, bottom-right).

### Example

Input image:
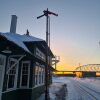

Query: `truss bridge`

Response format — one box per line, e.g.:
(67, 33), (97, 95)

(75, 64), (100, 72)
(55, 64), (100, 77)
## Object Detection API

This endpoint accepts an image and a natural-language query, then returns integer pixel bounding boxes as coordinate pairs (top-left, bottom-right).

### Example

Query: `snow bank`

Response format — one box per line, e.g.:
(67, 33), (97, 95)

(37, 77), (67, 100)
(49, 82), (67, 100)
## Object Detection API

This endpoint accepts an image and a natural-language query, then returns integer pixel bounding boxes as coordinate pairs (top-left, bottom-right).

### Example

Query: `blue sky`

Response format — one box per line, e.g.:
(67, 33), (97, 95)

(0, 0), (100, 70)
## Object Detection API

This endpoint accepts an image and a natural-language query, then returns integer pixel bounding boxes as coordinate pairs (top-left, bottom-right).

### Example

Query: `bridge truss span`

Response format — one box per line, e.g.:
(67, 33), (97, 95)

(75, 64), (100, 72)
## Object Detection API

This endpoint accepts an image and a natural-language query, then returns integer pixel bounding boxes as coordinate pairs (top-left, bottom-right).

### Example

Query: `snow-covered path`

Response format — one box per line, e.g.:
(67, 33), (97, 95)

(53, 77), (100, 100)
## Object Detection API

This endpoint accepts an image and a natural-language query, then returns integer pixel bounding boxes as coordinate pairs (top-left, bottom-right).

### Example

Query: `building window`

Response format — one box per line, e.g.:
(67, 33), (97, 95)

(0, 56), (5, 65)
(7, 58), (17, 89)
(20, 61), (30, 87)
(8, 70), (15, 88)
(39, 67), (41, 84)
(34, 64), (45, 86)
(35, 65), (39, 85)
(41, 68), (45, 83)
(0, 54), (6, 91)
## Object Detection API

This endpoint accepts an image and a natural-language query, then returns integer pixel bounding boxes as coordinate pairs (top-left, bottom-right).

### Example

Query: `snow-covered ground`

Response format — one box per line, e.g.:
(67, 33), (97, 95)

(38, 76), (100, 100)
(53, 77), (82, 100)
(37, 77), (66, 100)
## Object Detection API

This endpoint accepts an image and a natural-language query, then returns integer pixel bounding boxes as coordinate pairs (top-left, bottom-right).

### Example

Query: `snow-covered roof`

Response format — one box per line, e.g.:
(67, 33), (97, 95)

(0, 32), (44, 54)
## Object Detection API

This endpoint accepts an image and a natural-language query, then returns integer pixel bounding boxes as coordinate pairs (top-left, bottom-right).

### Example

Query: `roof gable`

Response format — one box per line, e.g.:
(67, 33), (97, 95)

(0, 32), (44, 54)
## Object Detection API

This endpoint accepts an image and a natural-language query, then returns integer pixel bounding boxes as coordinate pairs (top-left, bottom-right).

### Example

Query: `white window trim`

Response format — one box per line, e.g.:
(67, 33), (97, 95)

(34, 65), (39, 86)
(33, 83), (44, 88)
(6, 58), (19, 90)
(34, 65), (45, 87)
(7, 55), (25, 74)
(20, 61), (30, 88)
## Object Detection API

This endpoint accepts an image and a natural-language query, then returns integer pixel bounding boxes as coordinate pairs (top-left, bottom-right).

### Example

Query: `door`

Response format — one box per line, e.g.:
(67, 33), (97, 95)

(0, 54), (6, 100)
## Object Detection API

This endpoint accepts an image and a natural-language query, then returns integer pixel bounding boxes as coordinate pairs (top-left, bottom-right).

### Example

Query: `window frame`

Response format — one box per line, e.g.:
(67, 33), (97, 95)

(6, 58), (18, 90)
(20, 61), (30, 88)
(34, 64), (45, 87)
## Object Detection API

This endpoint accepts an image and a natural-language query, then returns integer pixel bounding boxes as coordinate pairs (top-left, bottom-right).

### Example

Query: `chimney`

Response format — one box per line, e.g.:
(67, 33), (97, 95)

(10, 15), (17, 33)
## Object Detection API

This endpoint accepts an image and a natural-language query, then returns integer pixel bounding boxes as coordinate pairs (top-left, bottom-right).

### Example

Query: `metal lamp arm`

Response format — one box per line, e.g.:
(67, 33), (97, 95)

(37, 14), (45, 19)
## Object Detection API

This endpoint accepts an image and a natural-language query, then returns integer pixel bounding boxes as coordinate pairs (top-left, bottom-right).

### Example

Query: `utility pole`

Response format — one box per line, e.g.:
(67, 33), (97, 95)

(37, 8), (58, 100)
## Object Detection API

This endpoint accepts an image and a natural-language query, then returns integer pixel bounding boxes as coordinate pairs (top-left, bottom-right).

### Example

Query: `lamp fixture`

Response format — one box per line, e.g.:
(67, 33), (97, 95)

(2, 47), (12, 54)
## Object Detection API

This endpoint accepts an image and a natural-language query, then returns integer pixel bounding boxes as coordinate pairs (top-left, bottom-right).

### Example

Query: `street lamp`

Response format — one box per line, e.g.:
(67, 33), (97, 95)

(37, 8), (58, 100)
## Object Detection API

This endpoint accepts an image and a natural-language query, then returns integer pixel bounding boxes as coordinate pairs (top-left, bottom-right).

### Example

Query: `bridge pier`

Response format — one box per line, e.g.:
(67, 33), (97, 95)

(82, 72), (96, 77)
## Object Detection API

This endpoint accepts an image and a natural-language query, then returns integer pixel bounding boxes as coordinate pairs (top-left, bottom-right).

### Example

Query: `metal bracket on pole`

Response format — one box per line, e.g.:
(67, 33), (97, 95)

(52, 55), (60, 70)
